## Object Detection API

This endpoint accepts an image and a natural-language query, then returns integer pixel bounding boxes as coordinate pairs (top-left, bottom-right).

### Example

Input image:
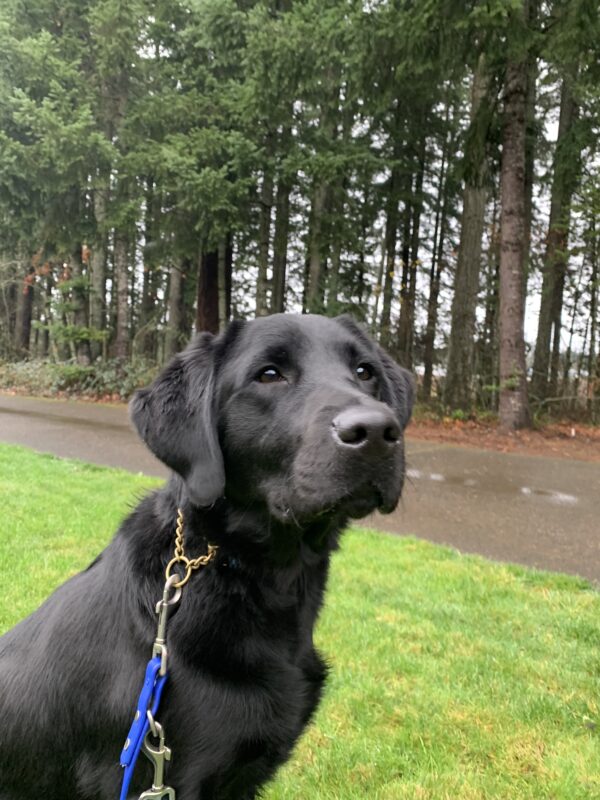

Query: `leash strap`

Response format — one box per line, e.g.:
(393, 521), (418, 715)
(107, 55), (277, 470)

(119, 656), (168, 800)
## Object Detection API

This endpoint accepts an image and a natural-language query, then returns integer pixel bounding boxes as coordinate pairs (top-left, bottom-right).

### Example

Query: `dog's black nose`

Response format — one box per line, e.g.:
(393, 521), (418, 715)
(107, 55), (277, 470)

(332, 406), (400, 451)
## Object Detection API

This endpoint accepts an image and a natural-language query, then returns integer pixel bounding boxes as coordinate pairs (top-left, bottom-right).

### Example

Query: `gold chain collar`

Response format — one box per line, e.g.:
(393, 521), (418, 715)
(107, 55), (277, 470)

(165, 508), (219, 588)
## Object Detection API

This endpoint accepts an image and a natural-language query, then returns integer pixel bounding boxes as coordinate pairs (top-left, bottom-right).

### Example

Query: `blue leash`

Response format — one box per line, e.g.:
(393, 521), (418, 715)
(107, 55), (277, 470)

(119, 575), (181, 800)
(119, 656), (168, 800)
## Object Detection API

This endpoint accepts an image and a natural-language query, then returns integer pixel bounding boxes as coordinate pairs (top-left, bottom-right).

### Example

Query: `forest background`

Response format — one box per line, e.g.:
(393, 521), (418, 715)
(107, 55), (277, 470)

(0, 0), (598, 430)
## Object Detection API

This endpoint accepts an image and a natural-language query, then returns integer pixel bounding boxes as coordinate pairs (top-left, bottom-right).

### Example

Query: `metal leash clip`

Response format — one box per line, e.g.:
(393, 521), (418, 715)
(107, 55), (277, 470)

(152, 574), (182, 676)
(139, 721), (175, 800)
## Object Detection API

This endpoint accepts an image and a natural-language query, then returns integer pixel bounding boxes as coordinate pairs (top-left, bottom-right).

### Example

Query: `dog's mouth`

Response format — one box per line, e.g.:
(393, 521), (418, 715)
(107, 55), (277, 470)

(335, 482), (400, 519)
(271, 480), (400, 526)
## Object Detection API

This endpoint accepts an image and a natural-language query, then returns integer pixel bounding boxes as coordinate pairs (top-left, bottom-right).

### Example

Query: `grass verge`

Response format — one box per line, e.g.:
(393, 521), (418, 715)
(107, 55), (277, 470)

(1, 443), (598, 799)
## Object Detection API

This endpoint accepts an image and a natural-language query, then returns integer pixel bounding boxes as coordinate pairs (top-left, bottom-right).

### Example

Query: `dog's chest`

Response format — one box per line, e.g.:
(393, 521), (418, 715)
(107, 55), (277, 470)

(175, 551), (328, 659)
(163, 605), (326, 795)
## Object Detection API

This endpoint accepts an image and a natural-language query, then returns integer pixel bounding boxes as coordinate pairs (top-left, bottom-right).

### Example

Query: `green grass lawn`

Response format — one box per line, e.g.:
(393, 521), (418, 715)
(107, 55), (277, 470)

(1, 443), (598, 799)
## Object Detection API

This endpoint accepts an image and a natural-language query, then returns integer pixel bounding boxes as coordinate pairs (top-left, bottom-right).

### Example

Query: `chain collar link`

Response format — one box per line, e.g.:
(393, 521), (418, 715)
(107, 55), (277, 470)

(165, 508), (219, 588)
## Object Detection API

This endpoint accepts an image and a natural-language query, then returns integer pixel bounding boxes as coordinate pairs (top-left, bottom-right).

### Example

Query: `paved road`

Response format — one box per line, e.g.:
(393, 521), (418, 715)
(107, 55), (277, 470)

(1, 394), (599, 583)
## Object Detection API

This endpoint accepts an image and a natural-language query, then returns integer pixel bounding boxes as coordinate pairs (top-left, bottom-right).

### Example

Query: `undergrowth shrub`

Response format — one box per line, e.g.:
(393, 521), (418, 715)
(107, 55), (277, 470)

(0, 358), (158, 400)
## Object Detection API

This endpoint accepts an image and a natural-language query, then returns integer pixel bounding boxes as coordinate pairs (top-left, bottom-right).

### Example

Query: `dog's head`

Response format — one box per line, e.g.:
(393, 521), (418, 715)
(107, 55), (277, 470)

(131, 314), (413, 525)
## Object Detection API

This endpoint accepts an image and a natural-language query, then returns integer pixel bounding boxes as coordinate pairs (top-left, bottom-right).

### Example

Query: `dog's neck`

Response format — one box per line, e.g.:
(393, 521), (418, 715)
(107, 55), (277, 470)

(156, 474), (345, 569)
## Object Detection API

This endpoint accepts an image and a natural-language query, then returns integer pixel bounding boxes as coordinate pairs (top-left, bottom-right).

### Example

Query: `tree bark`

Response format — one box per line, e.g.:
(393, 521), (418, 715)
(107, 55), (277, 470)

(225, 236), (232, 322)
(196, 248), (219, 334)
(444, 56), (490, 410)
(531, 73), (579, 401)
(380, 103), (404, 348)
(476, 193), (501, 410)
(326, 88), (354, 315)
(379, 182), (399, 349)
(394, 179), (412, 358)
(113, 227), (130, 359)
(328, 237), (342, 313)
(397, 133), (426, 368)
(306, 181), (329, 313)
(587, 214), (598, 416)
(561, 265), (584, 401)
(306, 76), (339, 314)
(423, 120), (453, 400)
(89, 175), (108, 361)
(166, 260), (184, 359)
(70, 244), (92, 365)
(218, 238), (229, 331)
(14, 265), (35, 355)
(196, 246), (219, 334)
(271, 166), (293, 314)
(41, 270), (53, 358)
(5, 265), (17, 346)
(327, 180), (350, 314)
(498, 44), (531, 431)
(256, 141), (275, 316)
(371, 237), (386, 331)
(549, 269), (566, 398)
(522, 1), (538, 305)
(355, 188), (372, 311)
(139, 179), (161, 359)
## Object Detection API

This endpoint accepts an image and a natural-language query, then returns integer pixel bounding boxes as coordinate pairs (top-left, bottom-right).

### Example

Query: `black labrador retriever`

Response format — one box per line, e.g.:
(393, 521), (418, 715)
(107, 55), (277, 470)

(0, 314), (413, 800)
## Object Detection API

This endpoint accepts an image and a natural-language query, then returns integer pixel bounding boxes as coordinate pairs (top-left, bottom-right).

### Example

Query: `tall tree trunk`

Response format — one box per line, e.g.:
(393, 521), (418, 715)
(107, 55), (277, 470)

(14, 265), (35, 355)
(549, 273), (566, 398)
(587, 214), (598, 416)
(561, 266), (583, 401)
(166, 259), (184, 358)
(218, 238), (229, 331)
(444, 56), (490, 410)
(423, 120), (453, 400)
(327, 88), (354, 314)
(478, 195), (501, 410)
(531, 73), (579, 401)
(271, 164), (293, 313)
(356, 187), (372, 310)
(225, 235), (232, 322)
(89, 175), (108, 361)
(397, 133), (426, 368)
(306, 181), (329, 313)
(328, 237), (342, 313)
(5, 265), (17, 346)
(498, 33), (531, 431)
(256, 140), (275, 316)
(301, 252), (309, 314)
(379, 182), (399, 348)
(41, 270), (53, 357)
(380, 104), (404, 347)
(306, 77), (339, 313)
(70, 244), (92, 365)
(139, 179), (160, 358)
(371, 237), (386, 331)
(522, 2), (538, 305)
(57, 261), (72, 360)
(113, 227), (130, 359)
(196, 246), (219, 334)
(327, 180), (350, 314)
(395, 181), (413, 358)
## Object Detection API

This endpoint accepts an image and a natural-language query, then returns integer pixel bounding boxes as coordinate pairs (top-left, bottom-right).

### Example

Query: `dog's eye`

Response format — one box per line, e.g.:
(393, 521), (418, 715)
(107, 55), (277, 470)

(257, 367), (286, 384)
(356, 364), (374, 381)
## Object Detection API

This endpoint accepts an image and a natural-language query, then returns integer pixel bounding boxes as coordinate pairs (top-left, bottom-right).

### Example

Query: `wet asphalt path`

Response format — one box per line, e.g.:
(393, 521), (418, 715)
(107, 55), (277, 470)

(1, 394), (598, 583)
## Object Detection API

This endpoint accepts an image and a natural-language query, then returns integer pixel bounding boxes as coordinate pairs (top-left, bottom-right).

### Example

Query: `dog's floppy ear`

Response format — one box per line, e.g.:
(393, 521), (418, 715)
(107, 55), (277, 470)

(378, 348), (415, 431)
(129, 332), (225, 507)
